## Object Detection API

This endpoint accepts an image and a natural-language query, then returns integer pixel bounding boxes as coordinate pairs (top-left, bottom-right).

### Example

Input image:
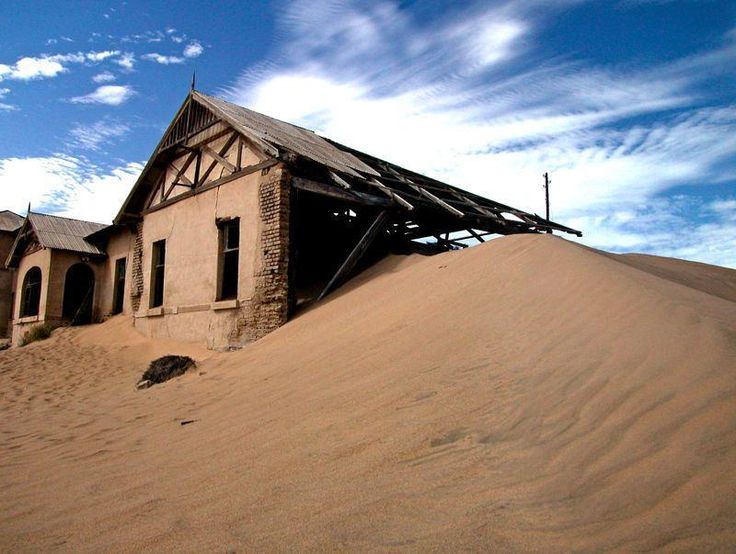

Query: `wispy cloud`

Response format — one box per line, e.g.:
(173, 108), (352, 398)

(69, 119), (131, 150)
(0, 87), (16, 111)
(0, 155), (143, 223)
(70, 85), (135, 106)
(113, 52), (135, 71)
(92, 71), (116, 83)
(142, 53), (185, 65)
(183, 41), (204, 58)
(0, 50), (124, 82)
(224, 0), (736, 266)
(143, 41), (205, 64)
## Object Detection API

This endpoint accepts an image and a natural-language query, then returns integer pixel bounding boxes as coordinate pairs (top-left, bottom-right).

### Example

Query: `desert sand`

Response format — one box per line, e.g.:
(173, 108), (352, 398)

(1, 234), (735, 552)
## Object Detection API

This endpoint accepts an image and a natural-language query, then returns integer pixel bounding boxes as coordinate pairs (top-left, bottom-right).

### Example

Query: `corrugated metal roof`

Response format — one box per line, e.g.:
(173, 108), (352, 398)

(193, 91), (380, 178)
(28, 212), (107, 255)
(0, 210), (24, 233)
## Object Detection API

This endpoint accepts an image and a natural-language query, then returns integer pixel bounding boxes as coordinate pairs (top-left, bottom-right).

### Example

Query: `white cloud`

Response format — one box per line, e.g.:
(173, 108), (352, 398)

(0, 155), (143, 223)
(114, 52), (135, 71)
(70, 85), (135, 106)
(0, 56), (66, 81)
(92, 71), (116, 83)
(85, 50), (119, 62)
(69, 119), (130, 150)
(183, 41), (203, 58)
(141, 53), (185, 65)
(0, 50), (125, 82)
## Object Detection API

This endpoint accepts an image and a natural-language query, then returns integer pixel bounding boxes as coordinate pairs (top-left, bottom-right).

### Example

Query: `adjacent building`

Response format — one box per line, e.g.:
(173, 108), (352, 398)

(3, 90), (581, 348)
(0, 210), (24, 338)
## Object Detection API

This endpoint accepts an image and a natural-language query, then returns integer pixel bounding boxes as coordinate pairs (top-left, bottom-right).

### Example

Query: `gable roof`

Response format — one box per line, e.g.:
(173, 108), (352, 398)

(115, 90), (581, 237)
(5, 212), (108, 268)
(194, 92), (379, 178)
(0, 210), (24, 233)
(28, 212), (107, 255)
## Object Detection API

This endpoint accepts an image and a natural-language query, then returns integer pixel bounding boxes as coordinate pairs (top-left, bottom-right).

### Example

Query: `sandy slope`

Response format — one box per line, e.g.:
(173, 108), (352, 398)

(1, 234), (735, 552)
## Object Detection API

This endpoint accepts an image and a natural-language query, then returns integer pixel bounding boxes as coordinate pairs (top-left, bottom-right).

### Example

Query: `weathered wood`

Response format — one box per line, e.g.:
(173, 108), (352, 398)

(292, 177), (393, 207)
(369, 178), (414, 210)
(198, 132), (239, 185)
(318, 210), (390, 301)
(143, 159), (279, 215)
(202, 144), (237, 173)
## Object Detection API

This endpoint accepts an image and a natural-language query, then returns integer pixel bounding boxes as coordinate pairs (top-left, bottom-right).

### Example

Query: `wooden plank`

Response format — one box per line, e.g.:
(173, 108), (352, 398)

(202, 144), (237, 173)
(198, 132), (239, 185)
(369, 178), (414, 210)
(292, 177), (392, 207)
(142, 159), (279, 215)
(318, 210), (390, 301)
(329, 171), (353, 190)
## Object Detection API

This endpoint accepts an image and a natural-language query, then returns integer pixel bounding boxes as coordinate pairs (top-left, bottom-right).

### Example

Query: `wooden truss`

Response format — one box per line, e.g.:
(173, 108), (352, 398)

(144, 129), (268, 211)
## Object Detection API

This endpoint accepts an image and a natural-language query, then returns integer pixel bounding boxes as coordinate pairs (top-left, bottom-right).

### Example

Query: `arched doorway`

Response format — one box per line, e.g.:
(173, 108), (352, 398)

(62, 263), (95, 325)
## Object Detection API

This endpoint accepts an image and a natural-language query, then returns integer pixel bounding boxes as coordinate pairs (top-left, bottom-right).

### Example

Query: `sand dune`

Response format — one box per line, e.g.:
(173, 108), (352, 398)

(1, 234), (735, 552)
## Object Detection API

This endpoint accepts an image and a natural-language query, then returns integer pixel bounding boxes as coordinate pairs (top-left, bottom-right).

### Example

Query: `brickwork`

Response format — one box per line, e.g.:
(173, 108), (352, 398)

(234, 166), (290, 343)
(130, 222), (144, 312)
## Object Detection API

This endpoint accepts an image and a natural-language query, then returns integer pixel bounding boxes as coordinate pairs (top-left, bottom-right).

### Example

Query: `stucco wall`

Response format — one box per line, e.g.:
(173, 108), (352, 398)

(96, 228), (134, 317)
(11, 248), (52, 346)
(132, 163), (292, 349)
(133, 166), (265, 348)
(0, 231), (16, 337)
(47, 251), (103, 322)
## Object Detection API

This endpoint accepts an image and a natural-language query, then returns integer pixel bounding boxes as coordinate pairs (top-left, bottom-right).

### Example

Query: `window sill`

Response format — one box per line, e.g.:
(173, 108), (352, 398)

(16, 315), (40, 324)
(147, 307), (165, 317)
(212, 299), (239, 311)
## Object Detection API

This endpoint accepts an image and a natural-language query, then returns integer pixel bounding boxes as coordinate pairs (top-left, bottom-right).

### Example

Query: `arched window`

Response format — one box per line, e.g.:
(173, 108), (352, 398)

(20, 267), (42, 317)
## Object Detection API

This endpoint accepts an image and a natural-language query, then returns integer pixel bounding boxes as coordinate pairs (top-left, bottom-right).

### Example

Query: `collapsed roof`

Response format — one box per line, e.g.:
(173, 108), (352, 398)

(116, 90), (581, 239)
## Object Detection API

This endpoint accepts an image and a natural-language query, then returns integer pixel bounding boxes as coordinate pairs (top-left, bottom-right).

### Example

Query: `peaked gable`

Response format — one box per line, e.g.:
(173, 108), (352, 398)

(5, 212), (106, 268)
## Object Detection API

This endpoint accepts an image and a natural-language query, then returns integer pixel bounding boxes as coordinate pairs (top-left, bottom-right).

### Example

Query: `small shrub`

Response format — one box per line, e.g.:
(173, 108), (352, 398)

(21, 322), (55, 346)
(141, 355), (196, 385)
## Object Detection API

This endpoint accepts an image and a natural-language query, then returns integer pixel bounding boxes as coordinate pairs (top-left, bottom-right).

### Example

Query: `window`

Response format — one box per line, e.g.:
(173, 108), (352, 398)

(20, 266), (42, 317)
(150, 240), (166, 308)
(112, 257), (126, 314)
(217, 218), (240, 300)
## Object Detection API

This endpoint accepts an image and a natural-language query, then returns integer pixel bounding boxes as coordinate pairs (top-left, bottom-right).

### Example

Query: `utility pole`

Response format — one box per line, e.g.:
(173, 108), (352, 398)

(543, 172), (552, 234)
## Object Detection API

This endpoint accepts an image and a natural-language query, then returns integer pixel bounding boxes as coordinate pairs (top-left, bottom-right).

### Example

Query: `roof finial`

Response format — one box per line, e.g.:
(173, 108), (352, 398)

(27, 202), (31, 216)
(190, 71), (196, 92)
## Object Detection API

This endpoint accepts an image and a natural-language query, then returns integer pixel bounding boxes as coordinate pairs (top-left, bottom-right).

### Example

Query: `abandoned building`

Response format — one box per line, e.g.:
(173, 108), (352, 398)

(0, 210), (24, 338)
(2, 90), (581, 348)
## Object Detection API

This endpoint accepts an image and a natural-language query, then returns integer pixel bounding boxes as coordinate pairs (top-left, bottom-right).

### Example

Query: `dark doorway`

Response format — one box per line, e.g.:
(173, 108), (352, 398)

(62, 263), (95, 325)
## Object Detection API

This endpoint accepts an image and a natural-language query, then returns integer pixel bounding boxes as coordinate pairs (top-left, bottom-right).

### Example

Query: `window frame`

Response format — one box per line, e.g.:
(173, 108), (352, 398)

(150, 240), (166, 308)
(112, 256), (127, 314)
(20, 266), (42, 318)
(216, 218), (240, 301)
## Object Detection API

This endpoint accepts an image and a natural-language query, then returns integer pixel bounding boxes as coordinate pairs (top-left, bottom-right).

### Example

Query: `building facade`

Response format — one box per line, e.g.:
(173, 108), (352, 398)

(3, 90), (580, 348)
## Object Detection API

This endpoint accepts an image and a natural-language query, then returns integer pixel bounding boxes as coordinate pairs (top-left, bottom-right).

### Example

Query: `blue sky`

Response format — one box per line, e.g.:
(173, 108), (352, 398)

(1, 0), (735, 266)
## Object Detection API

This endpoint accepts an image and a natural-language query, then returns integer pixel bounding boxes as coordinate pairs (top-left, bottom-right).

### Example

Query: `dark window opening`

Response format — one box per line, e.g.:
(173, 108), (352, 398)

(150, 240), (166, 308)
(217, 218), (240, 300)
(112, 257), (126, 314)
(20, 266), (42, 317)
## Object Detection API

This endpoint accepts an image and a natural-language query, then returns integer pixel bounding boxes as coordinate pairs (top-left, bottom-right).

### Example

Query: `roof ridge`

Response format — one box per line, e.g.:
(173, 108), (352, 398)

(193, 91), (318, 135)
(29, 211), (108, 226)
